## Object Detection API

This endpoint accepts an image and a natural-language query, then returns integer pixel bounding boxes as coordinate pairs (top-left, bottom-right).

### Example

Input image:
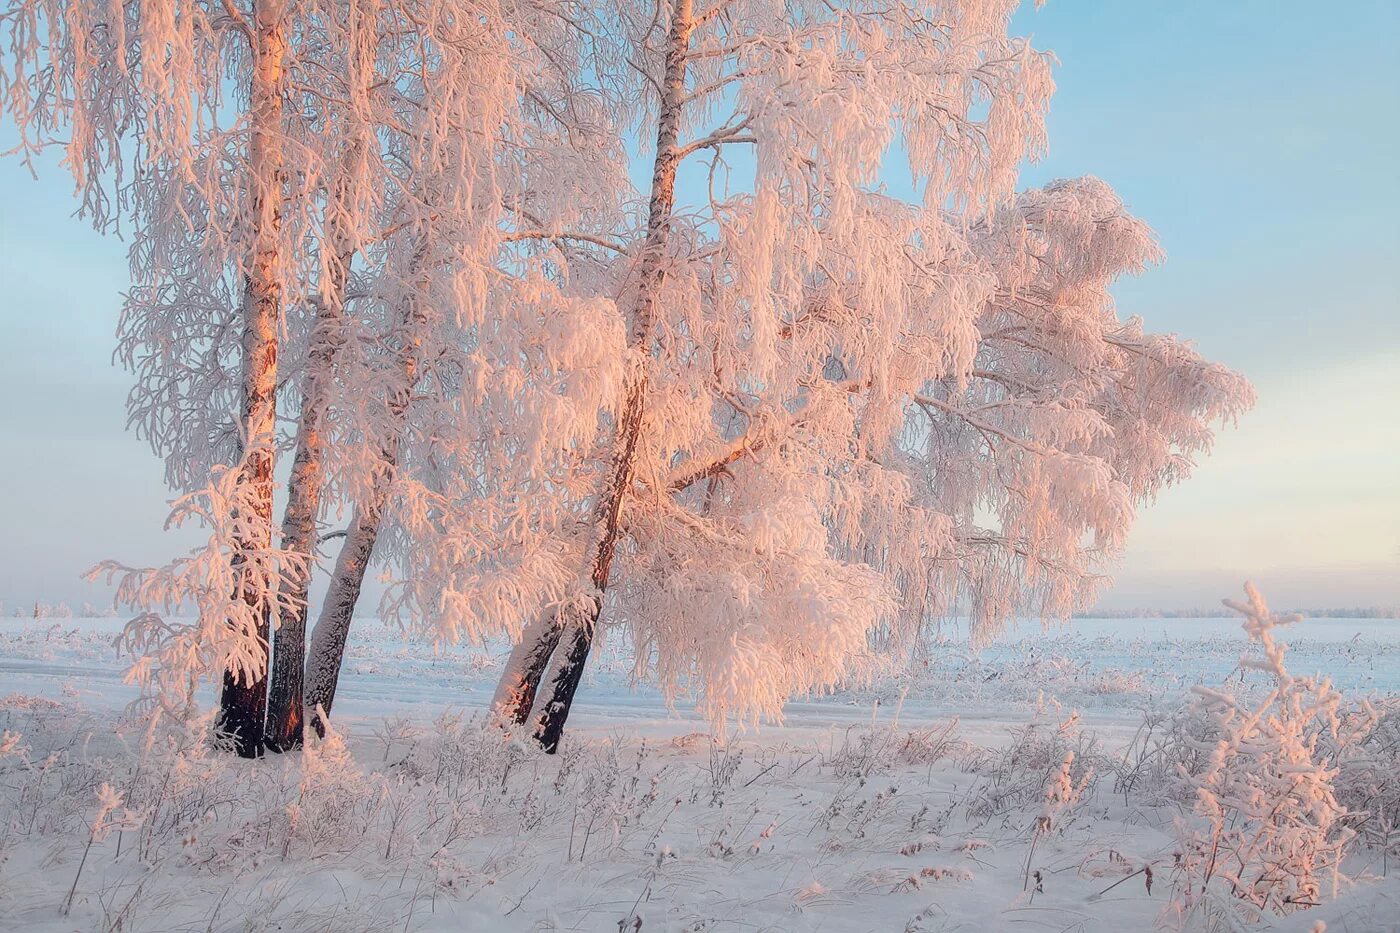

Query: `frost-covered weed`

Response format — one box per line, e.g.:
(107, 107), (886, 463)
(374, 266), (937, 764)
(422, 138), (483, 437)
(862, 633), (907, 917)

(61, 782), (142, 916)
(895, 718), (964, 766)
(0, 702), (533, 925)
(962, 710), (1101, 830)
(822, 711), (968, 783)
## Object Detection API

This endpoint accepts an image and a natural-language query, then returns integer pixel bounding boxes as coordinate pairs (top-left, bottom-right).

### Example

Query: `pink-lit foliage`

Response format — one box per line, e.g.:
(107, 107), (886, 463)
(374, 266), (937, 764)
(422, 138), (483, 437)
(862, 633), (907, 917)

(2, 1), (1252, 743)
(482, 1), (1252, 737)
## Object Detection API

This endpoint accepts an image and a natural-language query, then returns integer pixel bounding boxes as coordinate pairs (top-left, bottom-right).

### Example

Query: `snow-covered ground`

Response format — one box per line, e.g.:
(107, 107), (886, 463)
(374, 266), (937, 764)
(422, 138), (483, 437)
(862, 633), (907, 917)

(7, 615), (1397, 728)
(2, 615), (1398, 931)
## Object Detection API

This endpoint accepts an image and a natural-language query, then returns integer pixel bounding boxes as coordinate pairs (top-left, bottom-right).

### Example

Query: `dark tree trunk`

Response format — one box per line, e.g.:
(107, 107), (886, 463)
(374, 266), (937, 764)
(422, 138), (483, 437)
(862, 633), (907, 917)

(523, 0), (694, 753)
(531, 598), (600, 752)
(264, 331), (338, 752)
(528, 367), (652, 752)
(303, 494), (387, 737)
(263, 418), (321, 752)
(220, 660), (269, 759)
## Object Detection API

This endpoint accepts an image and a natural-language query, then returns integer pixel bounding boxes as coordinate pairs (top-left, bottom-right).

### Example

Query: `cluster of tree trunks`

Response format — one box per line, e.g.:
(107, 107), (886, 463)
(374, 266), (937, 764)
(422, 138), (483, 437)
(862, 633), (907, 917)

(222, 0), (694, 757)
(217, 0), (287, 760)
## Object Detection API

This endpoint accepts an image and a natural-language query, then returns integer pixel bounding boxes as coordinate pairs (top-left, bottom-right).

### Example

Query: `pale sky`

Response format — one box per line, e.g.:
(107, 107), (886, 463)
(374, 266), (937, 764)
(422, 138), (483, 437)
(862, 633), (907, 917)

(0, 0), (1396, 612)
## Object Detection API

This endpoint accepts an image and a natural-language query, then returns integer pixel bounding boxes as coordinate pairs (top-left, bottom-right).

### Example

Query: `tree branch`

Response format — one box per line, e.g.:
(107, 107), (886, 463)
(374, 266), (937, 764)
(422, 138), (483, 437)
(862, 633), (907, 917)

(501, 230), (633, 256)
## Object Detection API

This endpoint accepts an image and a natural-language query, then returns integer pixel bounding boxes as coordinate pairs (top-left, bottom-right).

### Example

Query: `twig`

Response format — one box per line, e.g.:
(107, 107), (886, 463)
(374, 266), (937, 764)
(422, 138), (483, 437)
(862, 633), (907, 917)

(504, 879), (541, 917)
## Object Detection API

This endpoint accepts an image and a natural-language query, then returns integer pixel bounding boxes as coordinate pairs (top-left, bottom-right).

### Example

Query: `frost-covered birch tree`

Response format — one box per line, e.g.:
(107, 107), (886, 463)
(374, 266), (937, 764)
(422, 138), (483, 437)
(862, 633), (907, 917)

(287, 1), (630, 739)
(470, 0), (1068, 749)
(470, 0), (1251, 752)
(266, 0), (527, 750)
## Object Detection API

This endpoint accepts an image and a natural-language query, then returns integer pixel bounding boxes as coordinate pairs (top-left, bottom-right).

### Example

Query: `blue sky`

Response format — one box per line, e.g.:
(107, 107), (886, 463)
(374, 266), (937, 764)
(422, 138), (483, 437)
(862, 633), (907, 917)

(0, 0), (1396, 612)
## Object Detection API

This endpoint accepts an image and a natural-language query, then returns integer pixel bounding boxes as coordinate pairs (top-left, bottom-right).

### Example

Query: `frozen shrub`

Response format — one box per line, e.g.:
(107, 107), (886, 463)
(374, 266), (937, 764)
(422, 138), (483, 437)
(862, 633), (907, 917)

(1327, 698), (1400, 859)
(1168, 584), (1356, 928)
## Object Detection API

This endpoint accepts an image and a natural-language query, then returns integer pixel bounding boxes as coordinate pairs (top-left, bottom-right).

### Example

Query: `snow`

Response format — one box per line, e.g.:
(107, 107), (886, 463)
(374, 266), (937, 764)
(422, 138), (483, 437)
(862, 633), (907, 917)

(3, 615), (1398, 931)
(7, 615), (1396, 729)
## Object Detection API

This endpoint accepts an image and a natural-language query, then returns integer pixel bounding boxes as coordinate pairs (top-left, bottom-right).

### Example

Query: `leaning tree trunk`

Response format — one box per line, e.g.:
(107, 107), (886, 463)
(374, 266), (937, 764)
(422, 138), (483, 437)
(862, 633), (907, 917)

(492, 613), (566, 724)
(303, 286), (421, 737)
(526, 0), (694, 753)
(302, 490), (390, 736)
(264, 142), (364, 753)
(262, 333), (333, 752)
(218, 0), (287, 759)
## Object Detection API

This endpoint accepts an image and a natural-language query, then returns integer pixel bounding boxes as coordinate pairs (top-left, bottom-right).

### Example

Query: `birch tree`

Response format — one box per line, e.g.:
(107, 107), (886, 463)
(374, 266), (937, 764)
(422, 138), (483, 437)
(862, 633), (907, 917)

(1, 0), (335, 756)
(466, 0), (1061, 749)
(265, 0), (518, 750)
(288, 0), (630, 737)
(473, 1), (1250, 751)
(0, 0), (516, 755)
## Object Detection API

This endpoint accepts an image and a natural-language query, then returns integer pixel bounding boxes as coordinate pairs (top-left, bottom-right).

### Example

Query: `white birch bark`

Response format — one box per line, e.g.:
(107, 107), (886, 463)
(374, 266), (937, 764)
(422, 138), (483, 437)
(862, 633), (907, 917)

(218, 0), (287, 760)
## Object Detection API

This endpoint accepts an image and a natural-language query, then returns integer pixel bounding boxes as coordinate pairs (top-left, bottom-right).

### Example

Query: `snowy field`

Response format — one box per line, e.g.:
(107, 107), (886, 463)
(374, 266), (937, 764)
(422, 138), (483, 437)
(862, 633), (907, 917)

(5, 615), (1397, 735)
(3, 615), (1399, 931)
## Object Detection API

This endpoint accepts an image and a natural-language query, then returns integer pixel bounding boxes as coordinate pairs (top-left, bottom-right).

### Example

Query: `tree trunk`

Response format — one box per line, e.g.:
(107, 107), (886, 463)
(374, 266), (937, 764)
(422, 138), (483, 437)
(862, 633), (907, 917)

(218, 0), (287, 760)
(528, 0), (694, 753)
(265, 143), (363, 753)
(302, 275), (421, 736)
(302, 491), (388, 737)
(491, 613), (565, 724)
(262, 376), (327, 751)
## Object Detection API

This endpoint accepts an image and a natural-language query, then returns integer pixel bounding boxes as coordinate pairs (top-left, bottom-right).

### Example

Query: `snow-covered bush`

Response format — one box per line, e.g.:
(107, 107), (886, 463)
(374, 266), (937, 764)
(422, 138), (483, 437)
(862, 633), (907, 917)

(1166, 584), (1358, 928)
(963, 710), (1101, 830)
(1327, 698), (1400, 859)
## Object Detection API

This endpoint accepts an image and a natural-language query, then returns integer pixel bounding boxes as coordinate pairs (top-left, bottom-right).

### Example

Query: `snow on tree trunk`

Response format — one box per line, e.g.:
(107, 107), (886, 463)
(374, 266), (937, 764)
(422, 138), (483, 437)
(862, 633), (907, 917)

(491, 613), (564, 724)
(528, 0), (694, 754)
(218, 0), (287, 760)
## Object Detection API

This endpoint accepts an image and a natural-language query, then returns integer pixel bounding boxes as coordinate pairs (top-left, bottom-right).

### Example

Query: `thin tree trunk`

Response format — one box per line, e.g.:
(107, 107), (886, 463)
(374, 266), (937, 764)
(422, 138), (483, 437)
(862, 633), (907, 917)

(265, 142), (363, 753)
(218, 0), (287, 760)
(302, 488), (390, 736)
(262, 360), (330, 751)
(303, 271), (422, 736)
(529, 0), (694, 754)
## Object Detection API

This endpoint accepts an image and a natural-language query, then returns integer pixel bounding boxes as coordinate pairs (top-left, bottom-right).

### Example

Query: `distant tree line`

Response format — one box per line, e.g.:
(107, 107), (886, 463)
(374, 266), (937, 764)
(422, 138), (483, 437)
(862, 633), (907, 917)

(1076, 607), (1398, 620)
